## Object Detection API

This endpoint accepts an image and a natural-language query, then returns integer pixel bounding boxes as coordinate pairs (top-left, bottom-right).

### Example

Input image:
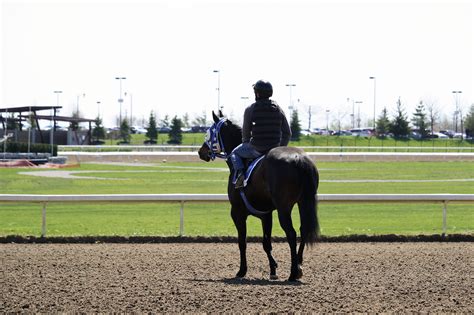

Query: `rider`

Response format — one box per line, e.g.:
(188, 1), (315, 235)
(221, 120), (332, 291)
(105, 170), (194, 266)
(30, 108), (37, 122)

(230, 80), (292, 188)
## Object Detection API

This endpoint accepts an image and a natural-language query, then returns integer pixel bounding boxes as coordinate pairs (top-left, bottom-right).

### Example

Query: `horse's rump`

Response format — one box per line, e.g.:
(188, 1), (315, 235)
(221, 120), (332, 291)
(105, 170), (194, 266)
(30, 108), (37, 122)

(264, 146), (319, 243)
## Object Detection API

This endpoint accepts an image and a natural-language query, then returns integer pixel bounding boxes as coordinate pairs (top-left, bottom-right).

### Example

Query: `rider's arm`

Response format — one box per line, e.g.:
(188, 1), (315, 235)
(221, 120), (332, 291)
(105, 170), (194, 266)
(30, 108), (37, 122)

(242, 105), (252, 143)
(280, 111), (292, 146)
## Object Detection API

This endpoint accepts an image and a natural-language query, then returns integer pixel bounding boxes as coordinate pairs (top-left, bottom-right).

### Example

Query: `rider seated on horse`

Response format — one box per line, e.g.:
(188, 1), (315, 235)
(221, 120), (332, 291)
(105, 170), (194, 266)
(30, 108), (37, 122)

(230, 80), (292, 188)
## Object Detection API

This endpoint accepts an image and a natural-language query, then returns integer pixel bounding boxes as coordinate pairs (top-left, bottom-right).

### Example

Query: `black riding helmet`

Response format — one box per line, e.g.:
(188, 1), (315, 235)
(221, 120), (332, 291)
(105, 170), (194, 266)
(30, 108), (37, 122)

(253, 80), (273, 99)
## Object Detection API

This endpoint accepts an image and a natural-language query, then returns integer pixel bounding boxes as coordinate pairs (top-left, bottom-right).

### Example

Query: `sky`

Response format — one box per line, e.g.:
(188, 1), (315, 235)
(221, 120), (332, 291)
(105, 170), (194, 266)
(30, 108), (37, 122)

(1, 0), (473, 130)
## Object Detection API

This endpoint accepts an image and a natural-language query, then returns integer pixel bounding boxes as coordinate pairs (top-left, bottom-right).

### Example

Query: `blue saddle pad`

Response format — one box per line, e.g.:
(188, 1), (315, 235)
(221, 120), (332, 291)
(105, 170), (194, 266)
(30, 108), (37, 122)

(242, 155), (265, 187)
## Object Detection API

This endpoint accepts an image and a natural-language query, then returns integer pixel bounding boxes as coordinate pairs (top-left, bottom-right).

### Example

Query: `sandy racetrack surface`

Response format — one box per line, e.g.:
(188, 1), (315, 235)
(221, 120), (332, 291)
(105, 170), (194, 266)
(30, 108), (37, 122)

(1, 242), (472, 312)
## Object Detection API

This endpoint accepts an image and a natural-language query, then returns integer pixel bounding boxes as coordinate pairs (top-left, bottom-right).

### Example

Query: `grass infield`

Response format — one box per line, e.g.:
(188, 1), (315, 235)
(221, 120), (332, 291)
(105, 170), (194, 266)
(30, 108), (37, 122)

(0, 161), (472, 237)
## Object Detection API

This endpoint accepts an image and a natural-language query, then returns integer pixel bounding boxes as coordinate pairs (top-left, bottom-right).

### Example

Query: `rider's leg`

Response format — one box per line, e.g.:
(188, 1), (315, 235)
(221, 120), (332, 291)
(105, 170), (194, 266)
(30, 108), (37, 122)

(230, 143), (261, 188)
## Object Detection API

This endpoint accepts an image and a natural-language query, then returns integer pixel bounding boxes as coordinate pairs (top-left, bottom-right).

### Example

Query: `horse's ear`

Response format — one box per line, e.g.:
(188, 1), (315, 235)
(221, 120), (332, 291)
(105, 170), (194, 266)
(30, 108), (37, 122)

(218, 110), (224, 118)
(212, 111), (219, 123)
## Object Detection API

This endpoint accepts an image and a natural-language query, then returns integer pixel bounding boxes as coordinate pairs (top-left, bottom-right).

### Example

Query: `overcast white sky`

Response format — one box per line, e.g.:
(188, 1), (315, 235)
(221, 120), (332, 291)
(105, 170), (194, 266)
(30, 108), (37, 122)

(1, 0), (473, 129)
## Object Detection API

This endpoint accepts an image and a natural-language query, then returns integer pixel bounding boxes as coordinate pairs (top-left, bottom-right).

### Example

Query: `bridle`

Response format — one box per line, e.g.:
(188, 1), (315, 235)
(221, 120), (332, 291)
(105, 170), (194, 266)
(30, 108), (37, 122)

(204, 118), (228, 160)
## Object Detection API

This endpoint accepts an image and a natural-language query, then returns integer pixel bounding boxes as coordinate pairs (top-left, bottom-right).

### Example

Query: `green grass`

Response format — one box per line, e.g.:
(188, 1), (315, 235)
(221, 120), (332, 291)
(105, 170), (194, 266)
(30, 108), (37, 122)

(0, 161), (473, 237)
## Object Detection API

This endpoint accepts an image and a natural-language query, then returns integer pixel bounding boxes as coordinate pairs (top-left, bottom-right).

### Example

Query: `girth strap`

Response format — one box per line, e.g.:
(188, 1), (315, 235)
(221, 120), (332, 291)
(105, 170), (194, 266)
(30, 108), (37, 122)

(239, 190), (272, 217)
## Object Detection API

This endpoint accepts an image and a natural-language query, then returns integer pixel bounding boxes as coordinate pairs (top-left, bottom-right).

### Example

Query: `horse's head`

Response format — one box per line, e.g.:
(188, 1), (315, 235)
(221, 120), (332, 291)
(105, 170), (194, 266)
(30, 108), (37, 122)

(198, 110), (242, 162)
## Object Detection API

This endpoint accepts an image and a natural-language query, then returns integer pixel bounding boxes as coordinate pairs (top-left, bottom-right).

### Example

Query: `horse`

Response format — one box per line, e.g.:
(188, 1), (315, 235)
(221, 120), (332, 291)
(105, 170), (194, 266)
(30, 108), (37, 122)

(198, 111), (320, 281)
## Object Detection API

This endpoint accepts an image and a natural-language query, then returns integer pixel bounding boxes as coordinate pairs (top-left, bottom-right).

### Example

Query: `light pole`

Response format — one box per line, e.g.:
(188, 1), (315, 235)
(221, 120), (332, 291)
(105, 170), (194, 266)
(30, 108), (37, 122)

(240, 96), (249, 107)
(285, 84), (296, 114)
(369, 76), (376, 129)
(115, 77), (126, 126)
(357, 101), (363, 128)
(96, 101), (101, 118)
(129, 93), (133, 126)
(325, 109), (330, 133)
(213, 70), (220, 112)
(52, 90), (62, 156)
(76, 93), (85, 115)
(452, 91), (462, 135)
(353, 100), (363, 129)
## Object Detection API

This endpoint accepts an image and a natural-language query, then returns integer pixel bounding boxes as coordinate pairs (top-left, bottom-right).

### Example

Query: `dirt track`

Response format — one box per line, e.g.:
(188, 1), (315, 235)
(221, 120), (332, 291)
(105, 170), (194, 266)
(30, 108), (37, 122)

(1, 242), (472, 312)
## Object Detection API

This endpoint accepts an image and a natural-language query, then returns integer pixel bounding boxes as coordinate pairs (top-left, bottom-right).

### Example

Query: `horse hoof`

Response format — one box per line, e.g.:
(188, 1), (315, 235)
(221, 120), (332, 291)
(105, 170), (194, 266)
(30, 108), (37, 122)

(236, 270), (247, 278)
(270, 274), (278, 280)
(296, 265), (303, 279)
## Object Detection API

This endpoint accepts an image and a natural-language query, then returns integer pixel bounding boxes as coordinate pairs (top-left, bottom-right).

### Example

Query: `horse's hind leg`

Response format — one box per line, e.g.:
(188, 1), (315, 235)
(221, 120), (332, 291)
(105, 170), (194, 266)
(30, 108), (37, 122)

(296, 240), (305, 279)
(277, 209), (299, 281)
(261, 213), (278, 279)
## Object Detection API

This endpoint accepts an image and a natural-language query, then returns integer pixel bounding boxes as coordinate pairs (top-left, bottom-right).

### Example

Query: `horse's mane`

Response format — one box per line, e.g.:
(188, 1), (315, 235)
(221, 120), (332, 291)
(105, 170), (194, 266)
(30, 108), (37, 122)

(226, 118), (242, 139)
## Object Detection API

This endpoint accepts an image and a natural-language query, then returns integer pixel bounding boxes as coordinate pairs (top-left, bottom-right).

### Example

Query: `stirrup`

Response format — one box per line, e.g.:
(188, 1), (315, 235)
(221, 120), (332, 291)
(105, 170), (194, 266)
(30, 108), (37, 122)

(235, 173), (245, 189)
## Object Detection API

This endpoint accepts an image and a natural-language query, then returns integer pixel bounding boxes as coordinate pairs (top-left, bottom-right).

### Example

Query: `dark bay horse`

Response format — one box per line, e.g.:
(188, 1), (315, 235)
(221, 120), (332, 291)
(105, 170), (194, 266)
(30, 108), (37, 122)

(198, 111), (319, 281)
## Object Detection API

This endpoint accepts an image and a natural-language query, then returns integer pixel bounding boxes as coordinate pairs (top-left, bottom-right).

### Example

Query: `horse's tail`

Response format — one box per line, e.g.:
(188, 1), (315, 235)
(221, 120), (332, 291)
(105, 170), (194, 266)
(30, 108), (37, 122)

(297, 157), (320, 245)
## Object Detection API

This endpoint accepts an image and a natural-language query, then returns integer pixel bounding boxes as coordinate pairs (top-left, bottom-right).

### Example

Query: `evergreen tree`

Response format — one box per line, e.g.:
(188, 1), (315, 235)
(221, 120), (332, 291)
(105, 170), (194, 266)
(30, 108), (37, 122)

(464, 104), (474, 137)
(411, 101), (429, 138)
(92, 116), (106, 142)
(290, 110), (301, 141)
(389, 98), (410, 139)
(6, 113), (18, 130)
(375, 107), (390, 137)
(119, 118), (131, 143)
(168, 116), (183, 144)
(145, 111), (158, 143)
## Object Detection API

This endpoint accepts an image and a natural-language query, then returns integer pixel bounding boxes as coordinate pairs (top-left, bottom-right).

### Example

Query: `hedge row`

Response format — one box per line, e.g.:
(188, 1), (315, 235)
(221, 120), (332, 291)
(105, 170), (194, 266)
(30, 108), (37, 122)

(5, 142), (57, 156)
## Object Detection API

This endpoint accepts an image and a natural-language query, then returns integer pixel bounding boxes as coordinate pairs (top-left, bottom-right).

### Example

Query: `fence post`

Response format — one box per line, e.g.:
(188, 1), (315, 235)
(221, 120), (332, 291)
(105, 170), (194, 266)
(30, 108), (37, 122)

(41, 202), (47, 238)
(179, 201), (184, 236)
(442, 201), (447, 236)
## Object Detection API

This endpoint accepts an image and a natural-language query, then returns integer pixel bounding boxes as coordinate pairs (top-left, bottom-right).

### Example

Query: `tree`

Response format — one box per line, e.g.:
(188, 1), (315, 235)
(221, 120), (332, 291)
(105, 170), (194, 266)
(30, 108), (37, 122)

(168, 116), (183, 144)
(69, 110), (81, 131)
(145, 111), (158, 144)
(290, 110), (301, 141)
(411, 101), (429, 138)
(192, 111), (208, 127)
(375, 107), (391, 137)
(424, 100), (439, 133)
(160, 115), (170, 128)
(119, 118), (131, 144)
(182, 113), (190, 128)
(389, 98), (410, 139)
(6, 113), (19, 130)
(464, 104), (474, 137)
(91, 116), (106, 143)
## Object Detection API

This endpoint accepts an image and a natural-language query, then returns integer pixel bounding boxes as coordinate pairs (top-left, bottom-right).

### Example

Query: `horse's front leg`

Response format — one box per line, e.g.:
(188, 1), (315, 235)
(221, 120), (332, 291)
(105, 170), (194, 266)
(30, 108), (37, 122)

(231, 206), (248, 278)
(261, 213), (278, 279)
(277, 210), (299, 281)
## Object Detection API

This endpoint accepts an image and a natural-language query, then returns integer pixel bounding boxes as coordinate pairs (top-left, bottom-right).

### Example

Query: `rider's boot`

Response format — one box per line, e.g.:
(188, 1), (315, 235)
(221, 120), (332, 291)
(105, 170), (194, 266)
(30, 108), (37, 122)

(235, 170), (245, 189)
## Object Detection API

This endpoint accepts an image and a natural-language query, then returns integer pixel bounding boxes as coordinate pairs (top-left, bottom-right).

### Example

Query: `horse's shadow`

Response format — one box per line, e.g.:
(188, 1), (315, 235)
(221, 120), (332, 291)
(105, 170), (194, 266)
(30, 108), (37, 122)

(188, 277), (304, 286)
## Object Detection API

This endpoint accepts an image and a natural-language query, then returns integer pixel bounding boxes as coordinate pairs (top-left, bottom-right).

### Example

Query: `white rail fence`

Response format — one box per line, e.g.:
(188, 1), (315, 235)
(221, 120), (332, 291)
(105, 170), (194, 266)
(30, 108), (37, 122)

(0, 194), (472, 237)
(59, 145), (473, 152)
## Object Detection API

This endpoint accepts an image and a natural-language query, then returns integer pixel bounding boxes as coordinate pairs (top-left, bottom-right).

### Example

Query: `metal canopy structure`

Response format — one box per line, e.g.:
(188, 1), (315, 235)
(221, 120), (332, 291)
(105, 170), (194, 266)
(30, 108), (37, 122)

(1, 106), (95, 145)
(0, 106), (61, 113)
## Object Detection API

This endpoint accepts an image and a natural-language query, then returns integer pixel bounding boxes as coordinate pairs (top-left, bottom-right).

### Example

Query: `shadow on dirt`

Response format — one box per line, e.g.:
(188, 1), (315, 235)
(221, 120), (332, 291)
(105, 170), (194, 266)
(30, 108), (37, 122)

(187, 277), (303, 286)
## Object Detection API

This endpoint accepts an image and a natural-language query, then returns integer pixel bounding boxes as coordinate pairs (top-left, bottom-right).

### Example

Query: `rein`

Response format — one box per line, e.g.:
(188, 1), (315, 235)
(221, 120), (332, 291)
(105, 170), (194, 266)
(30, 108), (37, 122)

(205, 118), (228, 160)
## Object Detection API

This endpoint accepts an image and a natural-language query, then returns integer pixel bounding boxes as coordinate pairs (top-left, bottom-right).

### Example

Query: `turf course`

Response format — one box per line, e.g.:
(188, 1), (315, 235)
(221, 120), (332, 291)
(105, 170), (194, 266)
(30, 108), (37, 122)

(0, 161), (472, 237)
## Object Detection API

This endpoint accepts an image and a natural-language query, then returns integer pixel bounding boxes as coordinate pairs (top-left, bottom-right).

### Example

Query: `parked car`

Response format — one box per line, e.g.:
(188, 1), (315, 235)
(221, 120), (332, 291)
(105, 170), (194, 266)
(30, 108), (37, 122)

(429, 132), (449, 138)
(453, 133), (466, 139)
(440, 130), (455, 138)
(158, 127), (171, 133)
(333, 130), (352, 136)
